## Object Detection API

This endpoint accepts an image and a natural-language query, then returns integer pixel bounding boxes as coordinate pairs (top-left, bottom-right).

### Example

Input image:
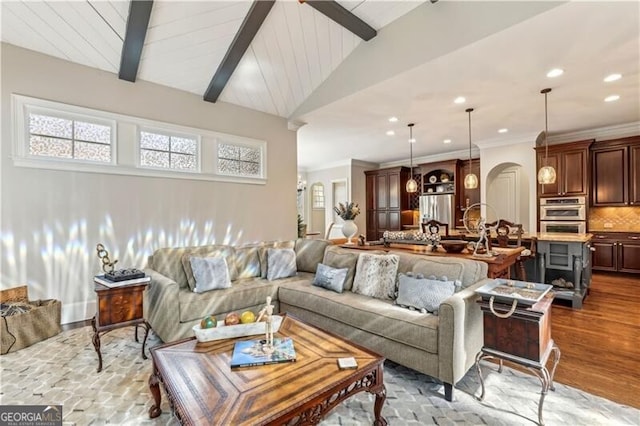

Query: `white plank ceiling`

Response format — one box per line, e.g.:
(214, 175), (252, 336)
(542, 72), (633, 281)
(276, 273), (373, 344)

(1, 0), (423, 118)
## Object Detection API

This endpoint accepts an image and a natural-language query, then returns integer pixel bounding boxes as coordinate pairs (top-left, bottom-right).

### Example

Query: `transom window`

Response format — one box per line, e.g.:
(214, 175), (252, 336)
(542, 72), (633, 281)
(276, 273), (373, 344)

(28, 112), (113, 162)
(139, 130), (198, 171)
(217, 143), (262, 177)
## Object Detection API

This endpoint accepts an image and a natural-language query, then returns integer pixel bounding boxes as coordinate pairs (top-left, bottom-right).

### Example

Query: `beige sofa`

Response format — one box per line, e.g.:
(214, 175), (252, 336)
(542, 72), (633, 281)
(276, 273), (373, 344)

(144, 238), (490, 401)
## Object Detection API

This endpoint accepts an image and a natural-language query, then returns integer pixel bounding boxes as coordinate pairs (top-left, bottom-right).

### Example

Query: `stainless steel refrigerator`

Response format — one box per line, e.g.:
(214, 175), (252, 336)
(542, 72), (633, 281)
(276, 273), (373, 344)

(419, 194), (453, 225)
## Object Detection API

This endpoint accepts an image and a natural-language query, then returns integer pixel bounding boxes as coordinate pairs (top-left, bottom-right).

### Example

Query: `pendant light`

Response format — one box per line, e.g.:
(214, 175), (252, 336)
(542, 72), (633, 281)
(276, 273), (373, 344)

(537, 88), (557, 184)
(464, 108), (478, 189)
(406, 123), (418, 193)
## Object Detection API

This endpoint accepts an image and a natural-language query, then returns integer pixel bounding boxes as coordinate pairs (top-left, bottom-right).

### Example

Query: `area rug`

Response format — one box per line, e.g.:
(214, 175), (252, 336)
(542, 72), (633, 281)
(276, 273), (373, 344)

(0, 326), (637, 425)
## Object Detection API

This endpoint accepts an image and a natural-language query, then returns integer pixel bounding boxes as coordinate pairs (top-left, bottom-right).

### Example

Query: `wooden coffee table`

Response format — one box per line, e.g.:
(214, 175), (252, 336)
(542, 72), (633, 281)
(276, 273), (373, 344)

(148, 314), (387, 425)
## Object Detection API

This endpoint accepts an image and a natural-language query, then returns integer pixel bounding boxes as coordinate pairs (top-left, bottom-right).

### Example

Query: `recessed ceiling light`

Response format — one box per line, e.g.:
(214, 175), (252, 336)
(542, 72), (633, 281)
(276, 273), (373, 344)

(498, 128), (508, 134)
(388, 116), (398, 123)
(443, 139), (452, 144)
(546, 68), (564, 78)
(604, 95), (620, 102)
(386, 130), (395, 136)
(604, 73), (622, 82)
(454, 97), (466, 104)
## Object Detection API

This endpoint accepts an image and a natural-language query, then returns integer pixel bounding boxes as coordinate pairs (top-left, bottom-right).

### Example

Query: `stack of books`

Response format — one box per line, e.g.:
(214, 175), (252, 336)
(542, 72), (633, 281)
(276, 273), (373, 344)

(230, 337), (296, 369)
(94, 270), (150, 288)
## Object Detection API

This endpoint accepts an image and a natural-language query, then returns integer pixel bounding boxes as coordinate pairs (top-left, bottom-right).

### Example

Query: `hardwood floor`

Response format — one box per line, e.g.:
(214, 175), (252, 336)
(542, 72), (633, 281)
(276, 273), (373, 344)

(551, 271), (640, 408)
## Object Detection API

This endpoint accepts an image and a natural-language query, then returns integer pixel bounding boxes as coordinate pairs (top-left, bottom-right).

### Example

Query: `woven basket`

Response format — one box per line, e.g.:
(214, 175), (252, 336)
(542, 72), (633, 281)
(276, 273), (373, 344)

(1, 286), (62, 355)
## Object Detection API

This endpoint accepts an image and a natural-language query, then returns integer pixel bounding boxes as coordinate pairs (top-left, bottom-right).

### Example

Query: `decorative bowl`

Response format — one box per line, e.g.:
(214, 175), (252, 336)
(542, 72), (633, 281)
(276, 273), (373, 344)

(192, 315), (283, 343)
(439, 240), (468, 253)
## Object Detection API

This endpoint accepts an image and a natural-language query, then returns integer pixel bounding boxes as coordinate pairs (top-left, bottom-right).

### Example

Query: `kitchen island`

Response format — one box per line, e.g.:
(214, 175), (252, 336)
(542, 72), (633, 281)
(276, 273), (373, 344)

(535, 233), (593, 309)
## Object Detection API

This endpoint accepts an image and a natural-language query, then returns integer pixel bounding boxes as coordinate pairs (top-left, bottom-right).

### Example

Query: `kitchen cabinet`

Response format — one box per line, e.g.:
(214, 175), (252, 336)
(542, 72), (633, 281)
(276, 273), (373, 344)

(365, 166), (412, 241)
(591, 136), (640, 206)
(418, 159), (460, 227)
(535, 140), (592, 197)
(591, 232), (640, 273)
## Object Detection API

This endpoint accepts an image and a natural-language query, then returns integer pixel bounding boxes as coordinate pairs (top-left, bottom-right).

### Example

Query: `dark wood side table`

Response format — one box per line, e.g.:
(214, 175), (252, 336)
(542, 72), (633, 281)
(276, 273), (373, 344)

(474, 295), (561, 426)
(91, 280), (151, 372)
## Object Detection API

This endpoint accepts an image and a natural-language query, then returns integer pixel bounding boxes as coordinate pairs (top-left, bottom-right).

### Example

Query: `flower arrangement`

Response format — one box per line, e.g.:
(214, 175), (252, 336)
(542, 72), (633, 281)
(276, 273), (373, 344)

(334, 202), (360, 220)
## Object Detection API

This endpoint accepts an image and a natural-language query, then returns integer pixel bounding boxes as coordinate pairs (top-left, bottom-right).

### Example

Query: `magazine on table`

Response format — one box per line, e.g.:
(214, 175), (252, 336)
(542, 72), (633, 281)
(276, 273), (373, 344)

(230, 337), (296, 369)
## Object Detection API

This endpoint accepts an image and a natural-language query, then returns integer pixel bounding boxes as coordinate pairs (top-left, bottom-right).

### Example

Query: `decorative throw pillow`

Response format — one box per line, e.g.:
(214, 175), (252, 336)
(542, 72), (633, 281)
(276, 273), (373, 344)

(190, 256), (231, 293)
(322, 247), (359, 291)
(312, 263), (348, 293)
(266, 248), (297, 281)
(259, 241), (295, 278)
(352, 254), (399, 300)
(395, 273), (459, 314)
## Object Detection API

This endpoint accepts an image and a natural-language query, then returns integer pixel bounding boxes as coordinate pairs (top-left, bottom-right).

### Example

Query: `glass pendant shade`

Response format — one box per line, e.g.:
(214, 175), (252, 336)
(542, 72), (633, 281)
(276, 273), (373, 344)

(537, 165), (557, 185)
(406, 123), (417, 193)
(464, 173), (478, 189)
(406, 178), (418, 193)
(537, 88), (557, 185)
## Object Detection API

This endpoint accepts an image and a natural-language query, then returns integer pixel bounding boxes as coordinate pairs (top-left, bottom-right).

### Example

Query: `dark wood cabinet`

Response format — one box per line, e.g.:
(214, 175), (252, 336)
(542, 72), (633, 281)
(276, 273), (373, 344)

(591, 232), (640, 274)
(365, 166), (412, 240)
(536, 140), (592, 197)
(591, 136), (640, 206)
(631, 145), (640, 205)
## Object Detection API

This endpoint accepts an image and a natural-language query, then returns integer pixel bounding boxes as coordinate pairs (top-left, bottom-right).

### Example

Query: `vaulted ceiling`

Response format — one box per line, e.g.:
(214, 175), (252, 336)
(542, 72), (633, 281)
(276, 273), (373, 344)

(2, 1), (639, 171)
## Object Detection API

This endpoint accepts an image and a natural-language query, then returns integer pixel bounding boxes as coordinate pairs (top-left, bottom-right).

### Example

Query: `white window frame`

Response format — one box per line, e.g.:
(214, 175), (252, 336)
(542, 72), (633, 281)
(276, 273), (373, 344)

(11, 94), (267, 185)
(13, 95), (117, 169)
(213, 136), (267, 180)
(137, 126), (201, 174)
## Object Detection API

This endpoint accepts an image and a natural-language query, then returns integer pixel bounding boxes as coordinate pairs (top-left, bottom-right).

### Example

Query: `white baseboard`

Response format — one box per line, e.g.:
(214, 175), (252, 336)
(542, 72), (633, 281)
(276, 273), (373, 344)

(61, 300), (96, 325)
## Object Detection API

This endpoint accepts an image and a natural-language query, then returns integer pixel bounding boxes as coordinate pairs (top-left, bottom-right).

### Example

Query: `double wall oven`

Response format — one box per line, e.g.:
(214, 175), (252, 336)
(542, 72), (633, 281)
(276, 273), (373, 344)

(539, 196), (586, 233)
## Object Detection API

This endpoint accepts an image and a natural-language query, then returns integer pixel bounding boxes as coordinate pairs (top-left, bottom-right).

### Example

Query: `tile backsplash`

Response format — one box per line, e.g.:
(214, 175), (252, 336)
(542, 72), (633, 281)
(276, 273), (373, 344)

(589, 207), (640, 232)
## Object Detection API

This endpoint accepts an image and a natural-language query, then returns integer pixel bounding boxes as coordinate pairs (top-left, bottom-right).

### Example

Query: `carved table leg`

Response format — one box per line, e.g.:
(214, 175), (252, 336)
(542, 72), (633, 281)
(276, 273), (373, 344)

(372, 384), (387, 426)
(149, 367), (162, 418)
(91, 315), (103, 373)
(141, 321), (151, 360)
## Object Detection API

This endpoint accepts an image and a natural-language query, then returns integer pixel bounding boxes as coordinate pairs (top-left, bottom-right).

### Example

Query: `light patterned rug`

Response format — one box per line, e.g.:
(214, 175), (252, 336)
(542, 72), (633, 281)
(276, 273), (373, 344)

(0, 326), (638, 425)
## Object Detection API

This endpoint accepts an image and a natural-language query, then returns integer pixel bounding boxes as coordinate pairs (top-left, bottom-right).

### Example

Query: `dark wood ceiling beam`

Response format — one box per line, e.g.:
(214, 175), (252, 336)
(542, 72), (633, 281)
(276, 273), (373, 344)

(203, 0), (275, 103)
(303, 0), (376, 41)
(119, 0), (154, 82)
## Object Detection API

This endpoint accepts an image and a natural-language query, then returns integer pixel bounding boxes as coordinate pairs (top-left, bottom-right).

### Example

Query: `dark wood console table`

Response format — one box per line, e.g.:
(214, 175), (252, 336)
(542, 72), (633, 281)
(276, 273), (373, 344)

(91, 280), (150, 372)
(475, 295), (560, 426)
(340, 243), (524, 279)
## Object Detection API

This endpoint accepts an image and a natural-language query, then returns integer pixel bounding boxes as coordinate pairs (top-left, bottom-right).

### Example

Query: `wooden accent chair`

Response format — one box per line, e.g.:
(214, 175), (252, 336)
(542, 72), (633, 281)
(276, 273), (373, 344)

(421, 220), (449, 237)
(486, 219), (535, 281)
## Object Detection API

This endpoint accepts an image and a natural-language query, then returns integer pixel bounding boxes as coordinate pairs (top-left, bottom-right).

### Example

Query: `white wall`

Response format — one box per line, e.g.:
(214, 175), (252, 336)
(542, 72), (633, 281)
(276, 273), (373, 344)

(306, 164), (351, 239)
(0, 43), (297, 323)
(478, 139), (537, 233)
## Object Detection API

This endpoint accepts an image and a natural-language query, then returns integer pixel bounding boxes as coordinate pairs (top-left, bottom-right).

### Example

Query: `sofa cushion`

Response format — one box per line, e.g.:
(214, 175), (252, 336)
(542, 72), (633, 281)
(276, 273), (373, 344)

(267, 248), (297, 281)
(258, 241), (295, 278)
(322, 246), (360, 291)
(352, 253), (399, 300)
(233, 245), (261, 279)
(278, 281), (439, 353)
(181, 246), (237, 291)
(294, 239), (331, 273)
(190, 256), (232, 293)
(396, 273), (457, 314)
(312, 263), (348, 293)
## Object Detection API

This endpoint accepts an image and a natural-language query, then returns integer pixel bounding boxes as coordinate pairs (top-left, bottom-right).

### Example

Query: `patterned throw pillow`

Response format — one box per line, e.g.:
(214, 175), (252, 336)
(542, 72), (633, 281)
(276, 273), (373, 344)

(395, 273), (459, 314)
(322, 247), (359, 291)
(266, 248), (297, 281)
(190, 256), (231, 293)
(352, 254), (400, 300)
(312, 263), (348, 293)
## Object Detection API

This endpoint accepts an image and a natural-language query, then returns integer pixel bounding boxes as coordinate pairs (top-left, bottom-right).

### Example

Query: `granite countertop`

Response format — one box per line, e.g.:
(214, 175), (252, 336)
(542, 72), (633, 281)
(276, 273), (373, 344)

(533, 232), (593, 242)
